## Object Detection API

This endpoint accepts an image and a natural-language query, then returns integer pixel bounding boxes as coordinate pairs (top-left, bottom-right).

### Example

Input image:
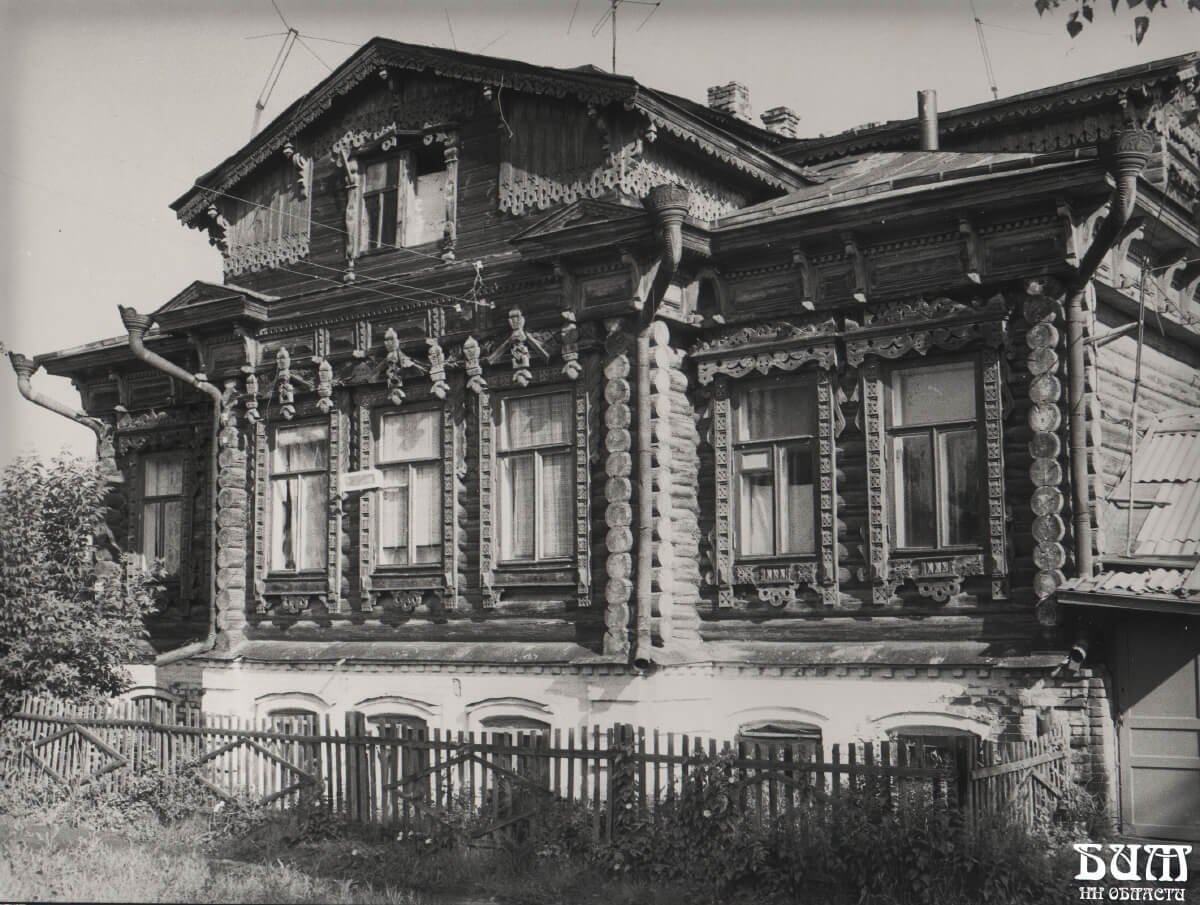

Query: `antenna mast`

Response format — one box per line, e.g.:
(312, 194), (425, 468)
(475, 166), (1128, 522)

(969, 0), (1000, 100)
(253, 28), (299, 136)
(592, 0), (661, 73)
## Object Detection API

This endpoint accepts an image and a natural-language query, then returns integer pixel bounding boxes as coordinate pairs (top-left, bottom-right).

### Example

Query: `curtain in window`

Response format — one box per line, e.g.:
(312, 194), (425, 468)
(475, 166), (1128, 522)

(540, 452), (573, 558)
(272, 424), (328, 471)
(739, 470), (774, 556)
(501, 394), (571, 449)
(940, 430), (980, 545)
(500, 455), (535, 560)
(270, 425), (329, 572)
(380, 410), (438, 460)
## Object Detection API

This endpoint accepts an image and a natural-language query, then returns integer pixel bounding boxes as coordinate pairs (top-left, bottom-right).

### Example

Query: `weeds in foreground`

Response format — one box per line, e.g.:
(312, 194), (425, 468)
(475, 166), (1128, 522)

(0, 751), (1106, 905)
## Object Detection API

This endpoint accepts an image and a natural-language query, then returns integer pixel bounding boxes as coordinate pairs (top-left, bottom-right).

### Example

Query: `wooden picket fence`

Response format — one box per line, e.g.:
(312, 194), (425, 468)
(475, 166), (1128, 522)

(1, 697), (1071, 839)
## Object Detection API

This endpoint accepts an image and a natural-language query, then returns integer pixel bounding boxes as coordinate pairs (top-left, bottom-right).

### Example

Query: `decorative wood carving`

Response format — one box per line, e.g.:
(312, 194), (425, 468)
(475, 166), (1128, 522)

(691, 319), (839, 385)
(707, 370), (838, 609)
(243, 373), (261, 424)
(477, 386), (497, 608)
(316, 358), (334, 413)
(860, 359), (890, 605)
(982, 349), (1009, 600)
(441, 135), (459, 262)
(251, 398), (340, 616)
(215, 157), (312, 278)
(355, 384), (452, 613)
(959, 216), (982, 284)
(426, 337), (450, 399)
(842, 233), (868, 303)
(887, 553), (987, 603)
(791, 249), (817, 310)
(464, 337), (487, 395)
(843, 294), (1008, 367)
(561, 312), (582, 380)
(486, 308), (549, 387)
(602, 326), (634, 649)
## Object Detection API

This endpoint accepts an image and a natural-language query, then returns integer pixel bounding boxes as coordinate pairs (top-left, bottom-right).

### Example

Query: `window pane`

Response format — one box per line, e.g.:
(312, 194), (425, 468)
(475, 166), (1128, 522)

(940, 429), (981, 545)
(500, 454), (535, 560)
(379, 410), (440, 462)
(162, 501), (182, 574)
(142, 502), (160, 564)
(300, 474), (328, 570)
(781, 446), (815, 554)
(894, 435), (936, 548)
(893, 362), (977, 426)
(501, 394), (572, 450)
(144, 458), (183, 496)
(272, 424), (328, 472)
(411, 463), (442, 564)
(737, 384), (816, 441)
(270, 476), (296, 571)
(378, 468), (409, 566)
(404, 170), (447, 246)
(363, 160), (396, 192)
(738, 471), (774, 556)
(540, 452), (574, 558)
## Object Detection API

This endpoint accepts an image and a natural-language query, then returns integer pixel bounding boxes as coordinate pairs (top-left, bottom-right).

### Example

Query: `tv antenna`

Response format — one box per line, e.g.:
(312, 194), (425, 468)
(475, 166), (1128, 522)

(247, 0), (334, 136)
(969, 0), (1000, 100)
(590, 0), (662, 74)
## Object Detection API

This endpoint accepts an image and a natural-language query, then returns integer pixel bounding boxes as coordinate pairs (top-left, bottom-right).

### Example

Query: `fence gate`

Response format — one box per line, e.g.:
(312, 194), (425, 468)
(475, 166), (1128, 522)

(966, 734), (1068, 824)
(380, 729), (557, 842)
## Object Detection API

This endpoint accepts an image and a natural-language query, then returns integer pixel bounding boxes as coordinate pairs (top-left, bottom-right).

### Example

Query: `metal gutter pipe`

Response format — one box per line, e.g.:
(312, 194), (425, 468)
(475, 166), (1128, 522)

(1065, 130), (1153, 580)
(10, 353), (108, 441)
(120, 305), (225, 659)
(634, 185), (689, 670)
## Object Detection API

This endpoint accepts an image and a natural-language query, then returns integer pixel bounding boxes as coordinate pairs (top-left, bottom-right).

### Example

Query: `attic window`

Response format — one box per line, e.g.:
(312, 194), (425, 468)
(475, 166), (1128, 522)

(355, 140), (448, 254)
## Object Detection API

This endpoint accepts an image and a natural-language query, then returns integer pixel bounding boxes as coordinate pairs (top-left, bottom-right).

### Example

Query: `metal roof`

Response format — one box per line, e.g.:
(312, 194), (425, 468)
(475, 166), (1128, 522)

(1132, 412), (1200, 483)
(1136, 483), (1200, 558)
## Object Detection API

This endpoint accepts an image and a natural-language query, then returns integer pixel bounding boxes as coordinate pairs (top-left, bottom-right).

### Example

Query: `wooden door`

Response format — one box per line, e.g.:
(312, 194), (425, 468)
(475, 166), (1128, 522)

(1118, 615), (1200, 840)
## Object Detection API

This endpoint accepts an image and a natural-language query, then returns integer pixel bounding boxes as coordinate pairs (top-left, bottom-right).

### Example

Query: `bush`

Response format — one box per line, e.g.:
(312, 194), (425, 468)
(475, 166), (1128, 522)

(0, 453), (161, 717)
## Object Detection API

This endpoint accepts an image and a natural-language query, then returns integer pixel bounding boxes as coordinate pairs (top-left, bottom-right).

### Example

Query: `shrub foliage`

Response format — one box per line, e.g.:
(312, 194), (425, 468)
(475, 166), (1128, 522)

(0, 453), (160, 717)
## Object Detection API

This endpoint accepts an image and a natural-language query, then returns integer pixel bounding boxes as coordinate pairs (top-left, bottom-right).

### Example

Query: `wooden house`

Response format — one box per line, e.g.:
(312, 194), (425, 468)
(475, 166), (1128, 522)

(12, 42), (1200, 837)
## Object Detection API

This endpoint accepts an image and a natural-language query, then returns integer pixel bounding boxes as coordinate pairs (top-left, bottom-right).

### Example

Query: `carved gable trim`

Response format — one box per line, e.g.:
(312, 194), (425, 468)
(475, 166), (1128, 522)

(692, 319), (839, 385)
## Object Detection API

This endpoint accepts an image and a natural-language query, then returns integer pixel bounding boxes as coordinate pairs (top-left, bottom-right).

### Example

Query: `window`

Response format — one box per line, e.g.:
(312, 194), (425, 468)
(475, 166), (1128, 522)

(357, 143), (446, 252)
(733, 379), (817, 557)
(888, 360), (982, 550)
(480, 715), (552, 789)
(888, 727), (977, 768)
(267, 708), (319, 735)
(268, 423), (329, 573)
(375, 410), (442, 567)
(141, 455), (184, 574)
(497, 392), (574, 562)
(737, 722), (823, 762)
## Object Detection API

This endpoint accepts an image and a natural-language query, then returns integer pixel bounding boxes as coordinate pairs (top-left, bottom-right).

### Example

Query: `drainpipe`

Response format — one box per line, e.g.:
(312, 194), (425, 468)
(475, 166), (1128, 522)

(1065, 130), (1153, 580)
(10, 353), (107, 441)
(633, 185), (689, 670)
(120, 305), (225, 659)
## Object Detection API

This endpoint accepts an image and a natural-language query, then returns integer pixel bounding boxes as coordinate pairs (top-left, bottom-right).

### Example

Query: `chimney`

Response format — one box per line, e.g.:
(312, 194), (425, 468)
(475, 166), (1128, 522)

(707, 81), (751, 122)
(760, 106), (800, 139)
(918, 89), (938, 151)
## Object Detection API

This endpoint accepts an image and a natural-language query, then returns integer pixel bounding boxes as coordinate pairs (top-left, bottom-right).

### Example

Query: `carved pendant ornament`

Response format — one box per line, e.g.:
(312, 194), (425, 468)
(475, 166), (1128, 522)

(843, 294), (1008, 366)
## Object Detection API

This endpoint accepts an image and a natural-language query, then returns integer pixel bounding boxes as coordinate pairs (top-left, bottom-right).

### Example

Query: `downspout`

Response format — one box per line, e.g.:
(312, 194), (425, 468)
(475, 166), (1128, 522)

(119, 305), (225, 661)
(1065, 130), (1153, 580)
(10, 353), (107, 441)
(633, 185), (689, 670)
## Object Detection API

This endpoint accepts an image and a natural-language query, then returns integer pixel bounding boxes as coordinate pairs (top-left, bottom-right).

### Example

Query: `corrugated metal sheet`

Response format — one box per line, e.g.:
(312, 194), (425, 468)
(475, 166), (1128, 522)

(1132, 425), (1200, 483)
(1135, 482), (1200, 557)
(1061, 568), (1192, 595)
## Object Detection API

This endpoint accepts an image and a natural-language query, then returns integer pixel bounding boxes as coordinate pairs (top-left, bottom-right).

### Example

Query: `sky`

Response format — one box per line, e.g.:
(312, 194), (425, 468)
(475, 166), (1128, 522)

(0, 0), (1197, 467)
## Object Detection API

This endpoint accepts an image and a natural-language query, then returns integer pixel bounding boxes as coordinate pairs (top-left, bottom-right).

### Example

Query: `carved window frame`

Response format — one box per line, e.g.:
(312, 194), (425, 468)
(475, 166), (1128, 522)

(479, 364), (590, 609)
(345, 131), (459, 264)
(356, 384), (457, 612)
(710, 368), (838, 609)
(860, 349), (1007, 604)
(252, 398), (343, 615)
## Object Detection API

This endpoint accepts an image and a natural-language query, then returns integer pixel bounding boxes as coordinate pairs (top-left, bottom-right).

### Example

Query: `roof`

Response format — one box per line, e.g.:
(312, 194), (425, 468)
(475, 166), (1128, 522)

(171, 38), (811, 225)
(1059, 410), (1200, 610)
(714, 147), (1098, 228)
(779, 52), (1200, 164)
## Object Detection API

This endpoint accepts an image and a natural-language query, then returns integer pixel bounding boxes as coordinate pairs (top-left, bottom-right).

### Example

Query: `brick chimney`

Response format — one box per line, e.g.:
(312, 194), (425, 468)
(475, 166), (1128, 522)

(707, 81), (751, 122)
(760, 106), (800, 138)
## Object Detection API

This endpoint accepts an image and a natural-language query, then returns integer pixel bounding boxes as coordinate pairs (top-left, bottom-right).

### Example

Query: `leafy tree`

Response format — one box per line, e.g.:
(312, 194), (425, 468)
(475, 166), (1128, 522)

(0, 453), (160, 717)
(1036, 0), (1199, 44)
